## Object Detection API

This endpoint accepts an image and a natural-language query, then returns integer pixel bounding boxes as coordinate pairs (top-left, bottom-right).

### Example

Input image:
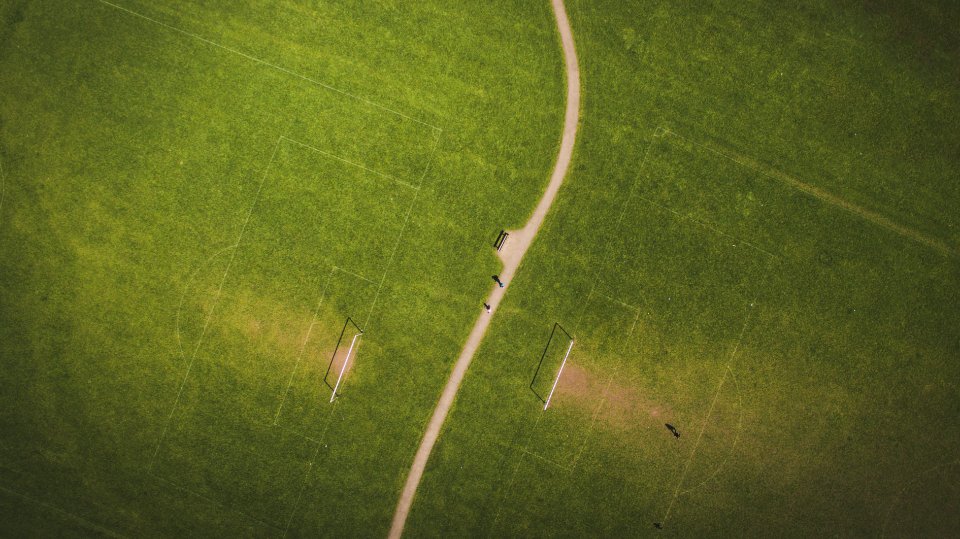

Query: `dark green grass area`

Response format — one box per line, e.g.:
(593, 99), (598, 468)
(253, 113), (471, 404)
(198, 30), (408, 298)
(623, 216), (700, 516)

(408, 0), (960, 535)
(0, 0), (564, 535)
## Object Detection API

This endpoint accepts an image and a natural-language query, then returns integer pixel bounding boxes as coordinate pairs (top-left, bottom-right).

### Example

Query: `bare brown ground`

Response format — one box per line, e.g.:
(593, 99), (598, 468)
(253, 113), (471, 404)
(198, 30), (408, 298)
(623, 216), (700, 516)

(555, 363), (675, 431)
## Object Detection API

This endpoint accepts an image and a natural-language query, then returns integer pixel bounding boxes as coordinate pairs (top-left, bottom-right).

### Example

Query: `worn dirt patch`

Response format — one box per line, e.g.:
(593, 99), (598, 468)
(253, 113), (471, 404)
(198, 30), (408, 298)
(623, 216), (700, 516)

(324, 332), (362, 386)
(556, 363), (675, 431)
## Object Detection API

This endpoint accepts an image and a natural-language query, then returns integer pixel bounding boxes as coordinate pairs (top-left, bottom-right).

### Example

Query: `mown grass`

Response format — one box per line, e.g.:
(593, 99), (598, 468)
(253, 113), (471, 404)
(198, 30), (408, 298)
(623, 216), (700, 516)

(3, 0), (959, 536)
(408, 0), (960, 536)
(0, 0), (564, 536)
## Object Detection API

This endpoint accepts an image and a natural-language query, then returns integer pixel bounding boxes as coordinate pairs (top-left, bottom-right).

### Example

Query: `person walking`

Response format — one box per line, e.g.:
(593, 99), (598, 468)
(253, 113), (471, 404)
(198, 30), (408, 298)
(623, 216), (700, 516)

(492, 275), (504, 287)
(484, 303), (492, 313)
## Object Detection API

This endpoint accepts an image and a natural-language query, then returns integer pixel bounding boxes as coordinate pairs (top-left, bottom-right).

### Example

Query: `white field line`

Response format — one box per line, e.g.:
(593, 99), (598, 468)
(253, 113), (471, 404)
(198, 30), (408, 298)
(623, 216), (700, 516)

(174, 244), (235, 364)
(94, 0), (442, 131)
(256, 127), (425, 420)
(280, 136), (420, 191)
(635, 191), (778, 259)
(281, 399), (344, 538)
(363, 165), (428, 330)
(678, 364), (744, 496)
(616, 128), (664, 226)
(615, 128), (778, 260)
(281, 442), (322, 537)
(149, 472), (281, 531)
(490, 412), (545, 528)
(99, 0), (446, 341)
(88, 1), (443, 523)
(358, 125), (442, 332)
(596, 291), (643, 315)
(660, 363), (730, 524)
(0, 485), (128, 538)
(573, 283), (597, 329)
(271, 421), (320, 445)
(663, 129), (957, 258)
(489, 440), (574, 474)
(332, 264), (378, 286)
(274, 266), (337, 424)
(568, 309), (641, 471)
(363, 132), (440, 331)
(543, 340), (575, 410)
(330, 332), (362, 402)
(415, 128), (444, 187)
(520, 448), (572, 473)
(659, 302), (756, 527)
(491, 300), (640, 525)
(880, 459), (960, 538)
(150, 136), (282, 468)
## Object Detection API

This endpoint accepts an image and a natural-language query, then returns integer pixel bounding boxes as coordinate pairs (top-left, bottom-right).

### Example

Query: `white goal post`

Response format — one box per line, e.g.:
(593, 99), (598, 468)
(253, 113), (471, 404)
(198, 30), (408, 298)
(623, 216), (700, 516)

(330, 332), (362, 403)
(543, 339), (575, 410)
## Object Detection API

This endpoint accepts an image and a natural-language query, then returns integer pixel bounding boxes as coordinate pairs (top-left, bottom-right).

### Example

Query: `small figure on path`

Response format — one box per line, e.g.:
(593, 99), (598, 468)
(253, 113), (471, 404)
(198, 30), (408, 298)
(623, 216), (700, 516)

(665, 423), (680, 438)
(484, 303), (491, 313)
(492, 275), (504, 287)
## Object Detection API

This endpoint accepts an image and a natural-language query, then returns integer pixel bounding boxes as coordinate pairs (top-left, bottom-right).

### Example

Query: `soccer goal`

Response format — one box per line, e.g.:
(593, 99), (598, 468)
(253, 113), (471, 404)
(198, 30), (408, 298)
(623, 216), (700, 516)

(530, 322), (575, 410)
(323, 317), (364, 403)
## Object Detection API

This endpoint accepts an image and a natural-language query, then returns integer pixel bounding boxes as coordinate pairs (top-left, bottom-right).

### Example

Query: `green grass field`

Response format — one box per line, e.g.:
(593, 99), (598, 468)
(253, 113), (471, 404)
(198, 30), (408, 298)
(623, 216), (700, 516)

(406, 0), (960, 536)
(2, 0), (959, 537)
(0, 0), (564, 535)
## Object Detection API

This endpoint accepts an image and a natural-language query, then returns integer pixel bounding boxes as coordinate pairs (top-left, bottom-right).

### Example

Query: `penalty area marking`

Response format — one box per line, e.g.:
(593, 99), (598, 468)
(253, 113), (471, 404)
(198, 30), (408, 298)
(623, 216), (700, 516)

(659, 297), (757, 528)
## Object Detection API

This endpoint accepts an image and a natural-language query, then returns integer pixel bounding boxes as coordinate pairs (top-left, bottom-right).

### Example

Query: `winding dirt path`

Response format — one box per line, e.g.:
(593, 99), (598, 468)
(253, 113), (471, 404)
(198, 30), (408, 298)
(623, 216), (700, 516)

(388, 1), (581, 536)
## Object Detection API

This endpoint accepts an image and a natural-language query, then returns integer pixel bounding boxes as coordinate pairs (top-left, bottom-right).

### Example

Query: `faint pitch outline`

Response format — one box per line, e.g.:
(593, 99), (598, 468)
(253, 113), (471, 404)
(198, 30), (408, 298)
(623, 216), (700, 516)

(280, 136), (421, 191)
(174, 244), (236, 365)
(273, 267), (337, 424)
(150, 136), (283, 469)
(677, 364), (744, 497)
(659, 299), (757, 528)
(76, 1), (452, 532)
(567, 297), (642, 472)
(492, 294), (640, 527)
(880, 458), (960, 538)
(662, 129), (957, 259)
(149, 471), (280, 533)
(0, 484), (127, 538)
(95, 0), (443, 131)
